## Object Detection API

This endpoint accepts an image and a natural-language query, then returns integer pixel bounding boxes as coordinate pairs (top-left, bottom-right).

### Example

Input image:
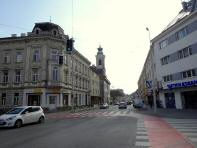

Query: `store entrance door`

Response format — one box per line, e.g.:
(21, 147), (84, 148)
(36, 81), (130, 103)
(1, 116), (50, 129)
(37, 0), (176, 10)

(182, 91), (197, 109)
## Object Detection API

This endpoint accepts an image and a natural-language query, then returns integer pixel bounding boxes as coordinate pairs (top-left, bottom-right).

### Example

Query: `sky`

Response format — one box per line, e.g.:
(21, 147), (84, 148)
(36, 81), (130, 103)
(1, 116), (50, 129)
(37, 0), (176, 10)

(0, 0), (182, 94)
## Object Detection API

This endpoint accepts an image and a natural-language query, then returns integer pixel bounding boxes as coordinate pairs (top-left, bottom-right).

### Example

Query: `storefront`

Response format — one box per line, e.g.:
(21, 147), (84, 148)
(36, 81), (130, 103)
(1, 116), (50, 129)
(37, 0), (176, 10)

(161, 79), (197, 109)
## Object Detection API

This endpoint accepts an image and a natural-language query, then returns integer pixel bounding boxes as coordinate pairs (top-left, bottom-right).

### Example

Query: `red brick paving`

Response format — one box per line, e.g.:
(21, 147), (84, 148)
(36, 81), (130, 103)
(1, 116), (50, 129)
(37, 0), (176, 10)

(144, 116), (194, 148)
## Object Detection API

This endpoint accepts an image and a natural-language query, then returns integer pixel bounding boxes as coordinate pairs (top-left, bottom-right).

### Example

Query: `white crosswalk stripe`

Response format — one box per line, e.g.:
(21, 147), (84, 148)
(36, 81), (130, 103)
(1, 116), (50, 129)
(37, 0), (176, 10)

(165, 118), (197, 147)
(135, 119), (151, 148)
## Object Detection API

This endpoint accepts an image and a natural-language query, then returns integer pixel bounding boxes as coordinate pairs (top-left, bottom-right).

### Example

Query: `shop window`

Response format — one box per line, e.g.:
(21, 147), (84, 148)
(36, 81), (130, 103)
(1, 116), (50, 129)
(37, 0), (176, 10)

(49, 96), (56, 104)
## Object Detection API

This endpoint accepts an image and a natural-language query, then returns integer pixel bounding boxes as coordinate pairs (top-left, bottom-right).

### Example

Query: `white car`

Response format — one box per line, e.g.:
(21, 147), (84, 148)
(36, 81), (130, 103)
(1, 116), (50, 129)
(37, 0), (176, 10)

(0, 106), (45, 128)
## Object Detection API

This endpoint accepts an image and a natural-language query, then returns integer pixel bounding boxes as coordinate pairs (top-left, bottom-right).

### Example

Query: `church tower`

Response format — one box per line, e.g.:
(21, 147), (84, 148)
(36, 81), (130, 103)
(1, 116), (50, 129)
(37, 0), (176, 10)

(96, 45), (105, 75)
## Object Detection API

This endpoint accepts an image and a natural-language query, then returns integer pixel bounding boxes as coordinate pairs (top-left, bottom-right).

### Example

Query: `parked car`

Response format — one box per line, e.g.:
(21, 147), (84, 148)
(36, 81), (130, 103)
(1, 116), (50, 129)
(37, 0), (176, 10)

(0, 106), (45, 128)
(100, 103), (109, 109)
(118, 102), (127, 109)
(133, 99), (144, 108)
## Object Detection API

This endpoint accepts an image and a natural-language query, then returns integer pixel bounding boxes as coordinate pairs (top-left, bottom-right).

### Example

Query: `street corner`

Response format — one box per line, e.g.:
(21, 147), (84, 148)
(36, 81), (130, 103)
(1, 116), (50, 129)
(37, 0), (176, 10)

(143, 116), (195, 148)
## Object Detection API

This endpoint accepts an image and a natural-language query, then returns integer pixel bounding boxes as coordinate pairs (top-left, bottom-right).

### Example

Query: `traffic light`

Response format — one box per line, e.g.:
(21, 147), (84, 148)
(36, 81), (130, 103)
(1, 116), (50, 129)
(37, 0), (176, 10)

(66, 38), (74, 52)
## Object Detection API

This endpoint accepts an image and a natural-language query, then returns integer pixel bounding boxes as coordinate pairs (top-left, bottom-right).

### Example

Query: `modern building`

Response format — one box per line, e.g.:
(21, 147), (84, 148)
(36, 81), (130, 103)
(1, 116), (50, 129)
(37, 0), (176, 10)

(0, 22), (92, 110)
(138, 0), (197, 109)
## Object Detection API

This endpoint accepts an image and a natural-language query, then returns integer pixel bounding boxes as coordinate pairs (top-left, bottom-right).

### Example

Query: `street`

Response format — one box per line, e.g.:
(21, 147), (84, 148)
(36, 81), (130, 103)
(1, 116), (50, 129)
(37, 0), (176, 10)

(0, 106), (197, 148)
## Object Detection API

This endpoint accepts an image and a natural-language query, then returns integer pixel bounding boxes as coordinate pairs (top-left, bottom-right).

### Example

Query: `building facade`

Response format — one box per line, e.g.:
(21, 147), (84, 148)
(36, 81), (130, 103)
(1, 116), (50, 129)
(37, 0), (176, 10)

(90, 66), (100, 106)
(138, 0), (197, 109)
(0, 22), (92, 110)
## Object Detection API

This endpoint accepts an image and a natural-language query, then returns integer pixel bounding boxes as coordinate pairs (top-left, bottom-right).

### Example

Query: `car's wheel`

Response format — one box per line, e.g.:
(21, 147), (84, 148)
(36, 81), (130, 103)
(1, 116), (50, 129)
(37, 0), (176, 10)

(14, 120), (22, 128)
(38, 116), (45, 123)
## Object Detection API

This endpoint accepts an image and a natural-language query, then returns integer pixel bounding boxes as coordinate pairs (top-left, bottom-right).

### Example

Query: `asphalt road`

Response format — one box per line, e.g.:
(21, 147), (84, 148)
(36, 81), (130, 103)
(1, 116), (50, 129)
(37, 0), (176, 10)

(0, 106), (139, 148)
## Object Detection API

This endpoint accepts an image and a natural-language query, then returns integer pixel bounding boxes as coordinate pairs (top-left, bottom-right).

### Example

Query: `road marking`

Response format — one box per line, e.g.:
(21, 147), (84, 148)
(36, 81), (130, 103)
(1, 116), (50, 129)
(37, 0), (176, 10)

(135, 141), (151, 147)
(137, 131), (147, 135)
(136, 135), (149, 140)
(190, 137), (197, 142)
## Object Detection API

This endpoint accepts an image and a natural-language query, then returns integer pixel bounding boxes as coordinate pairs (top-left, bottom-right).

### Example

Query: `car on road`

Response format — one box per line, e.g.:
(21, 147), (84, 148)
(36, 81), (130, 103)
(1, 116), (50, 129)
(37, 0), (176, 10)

(133, 99), (144, 109)
(0, 106), (45, 128)
(100, 103), (109, 109)
(118, 102), (127, 109)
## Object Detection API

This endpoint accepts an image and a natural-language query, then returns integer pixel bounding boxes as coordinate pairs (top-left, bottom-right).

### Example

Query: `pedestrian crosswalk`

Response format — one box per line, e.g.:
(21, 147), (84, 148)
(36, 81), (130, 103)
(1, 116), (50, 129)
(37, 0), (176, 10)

(135, 119), (151, 148)
(165, 118), (197, 147)
(46, 110), (132, 120)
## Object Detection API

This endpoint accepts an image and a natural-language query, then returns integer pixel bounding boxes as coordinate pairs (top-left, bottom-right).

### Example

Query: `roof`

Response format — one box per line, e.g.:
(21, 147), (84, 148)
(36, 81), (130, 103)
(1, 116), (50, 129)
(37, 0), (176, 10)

(32, 22), (64, 34)
(152, 0), (197, 42)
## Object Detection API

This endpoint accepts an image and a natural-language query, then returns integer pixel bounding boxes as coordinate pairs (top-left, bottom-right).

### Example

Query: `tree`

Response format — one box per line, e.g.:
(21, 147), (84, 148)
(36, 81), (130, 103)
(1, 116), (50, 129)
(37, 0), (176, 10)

(110, 89), (125, 104)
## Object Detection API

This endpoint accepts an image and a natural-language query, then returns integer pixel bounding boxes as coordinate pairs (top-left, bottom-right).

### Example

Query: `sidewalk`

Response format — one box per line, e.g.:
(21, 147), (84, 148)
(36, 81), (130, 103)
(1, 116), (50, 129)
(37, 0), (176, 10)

(133, 107), (197, 119)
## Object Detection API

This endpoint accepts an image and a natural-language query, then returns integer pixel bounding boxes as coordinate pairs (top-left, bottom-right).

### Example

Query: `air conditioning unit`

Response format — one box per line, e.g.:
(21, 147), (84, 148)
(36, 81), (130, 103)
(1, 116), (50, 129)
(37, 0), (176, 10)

(11, 34), (17, 37)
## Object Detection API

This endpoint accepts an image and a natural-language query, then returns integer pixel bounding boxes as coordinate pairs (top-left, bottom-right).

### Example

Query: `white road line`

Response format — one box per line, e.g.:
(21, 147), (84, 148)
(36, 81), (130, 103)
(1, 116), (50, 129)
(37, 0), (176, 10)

(135, 141), (151, 147)
(178, 129), (197, 132)
(190, 137), (197, 142)
(183, 132), (197, 136)
(136, 135), (149, 140)
(137, 127), (147, 131)
(137, 131), (147, 135)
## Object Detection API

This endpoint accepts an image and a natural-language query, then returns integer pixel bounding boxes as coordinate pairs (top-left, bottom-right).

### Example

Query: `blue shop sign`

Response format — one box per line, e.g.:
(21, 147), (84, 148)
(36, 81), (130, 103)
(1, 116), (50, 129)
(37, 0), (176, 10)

(167, 80), (197, 89)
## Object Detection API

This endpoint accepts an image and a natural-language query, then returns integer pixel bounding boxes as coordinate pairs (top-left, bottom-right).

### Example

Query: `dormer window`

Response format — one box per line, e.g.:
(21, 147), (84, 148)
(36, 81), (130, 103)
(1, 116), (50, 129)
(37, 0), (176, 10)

(35, 29), (40, 35)
(53, 30), (57, 36)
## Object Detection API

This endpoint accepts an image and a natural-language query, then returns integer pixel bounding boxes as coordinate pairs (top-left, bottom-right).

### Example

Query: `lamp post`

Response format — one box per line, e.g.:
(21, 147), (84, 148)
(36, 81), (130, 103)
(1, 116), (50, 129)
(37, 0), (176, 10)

(146, 27), (157, 114)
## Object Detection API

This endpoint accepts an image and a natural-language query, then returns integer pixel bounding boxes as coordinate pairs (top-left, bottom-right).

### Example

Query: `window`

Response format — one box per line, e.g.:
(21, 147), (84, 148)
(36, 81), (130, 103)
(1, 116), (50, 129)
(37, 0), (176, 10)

(52, 67), (58, 81)
(159, 39), (168, 49)
(14, 93), (19, 105)
(176, 27), (188, 40)
(51, 50), (59, 62)
(35, 29), (40, 35)
(33, 49), (40, 62)
(1, 93), (6, 105)
(4, 54), (10, 63)
(163, 75), (173, 82)
(49, 96), (56, 104)
(53, 30), (57, 36)
(178, 47), (192, 59)
(15, 70), (21, 83)
(99, 59), (102, 65)
(161, 56), (169, 65)
(16, 52), (23, 63)
(3, 70), (8, 83)
(182, 69), (196, 79)
(32, 69), (39, 82)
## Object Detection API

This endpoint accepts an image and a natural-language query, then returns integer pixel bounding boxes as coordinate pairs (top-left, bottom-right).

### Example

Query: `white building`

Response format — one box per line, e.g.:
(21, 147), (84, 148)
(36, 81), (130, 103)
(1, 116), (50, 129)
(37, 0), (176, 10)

(138, 0), (197, 109)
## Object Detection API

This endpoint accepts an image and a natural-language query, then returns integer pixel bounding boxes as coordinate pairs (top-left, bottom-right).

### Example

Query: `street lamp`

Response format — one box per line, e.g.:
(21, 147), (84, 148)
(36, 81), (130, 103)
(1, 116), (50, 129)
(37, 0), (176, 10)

(146, 27), (157, 114)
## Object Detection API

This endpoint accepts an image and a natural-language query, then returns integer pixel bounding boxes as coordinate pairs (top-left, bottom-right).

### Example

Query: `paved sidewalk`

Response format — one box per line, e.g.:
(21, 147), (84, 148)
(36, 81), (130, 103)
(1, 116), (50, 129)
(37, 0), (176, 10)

(133, 107), (197, 119)
(144, 116), (194, 148)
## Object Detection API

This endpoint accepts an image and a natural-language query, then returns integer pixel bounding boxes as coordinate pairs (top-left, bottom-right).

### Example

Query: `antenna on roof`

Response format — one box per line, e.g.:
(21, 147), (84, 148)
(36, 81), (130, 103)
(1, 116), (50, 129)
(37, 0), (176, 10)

(50, 16), (52, 23)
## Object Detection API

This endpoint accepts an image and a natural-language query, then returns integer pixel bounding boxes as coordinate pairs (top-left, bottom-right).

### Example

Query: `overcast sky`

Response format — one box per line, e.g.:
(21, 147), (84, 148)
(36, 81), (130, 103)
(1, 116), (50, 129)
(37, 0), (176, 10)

(0, 0), (182, 94)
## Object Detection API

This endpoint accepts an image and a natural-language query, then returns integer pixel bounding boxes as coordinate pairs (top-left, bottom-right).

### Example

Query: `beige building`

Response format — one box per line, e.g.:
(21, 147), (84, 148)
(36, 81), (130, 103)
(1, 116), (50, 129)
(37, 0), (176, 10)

(90, 65), (100, 106)
(0, 22), (91, 110)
